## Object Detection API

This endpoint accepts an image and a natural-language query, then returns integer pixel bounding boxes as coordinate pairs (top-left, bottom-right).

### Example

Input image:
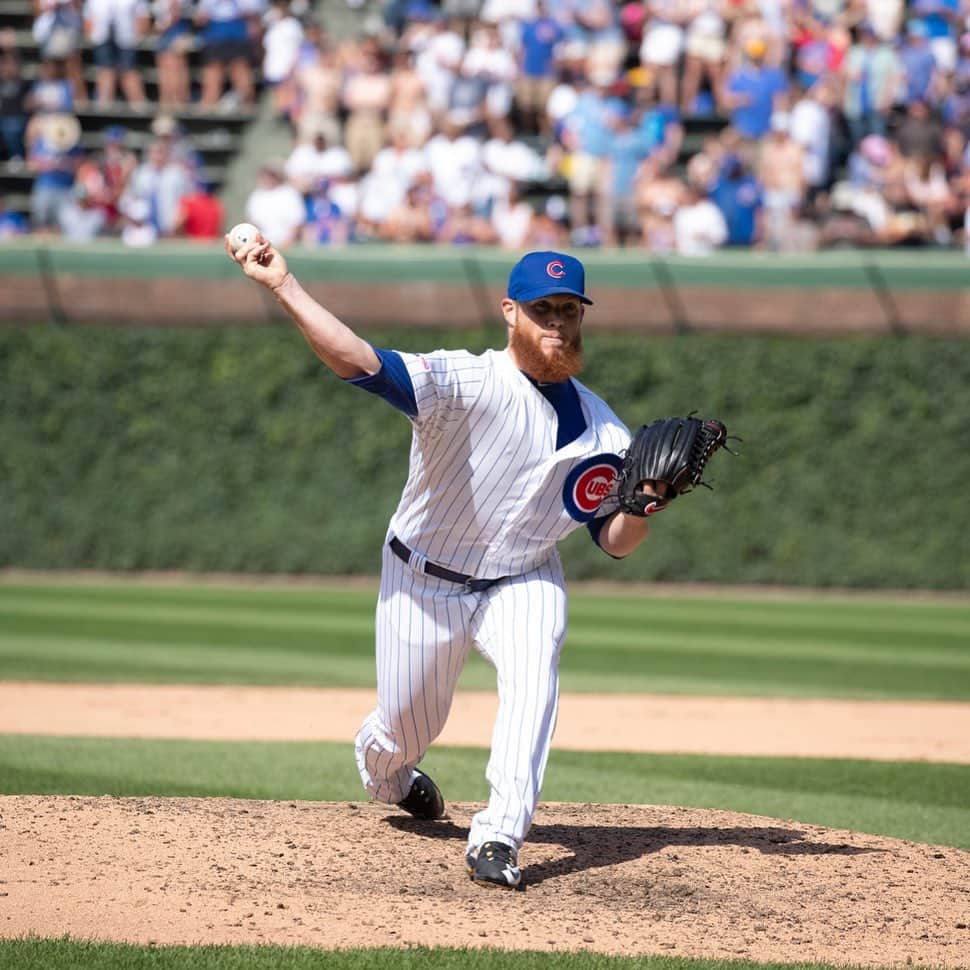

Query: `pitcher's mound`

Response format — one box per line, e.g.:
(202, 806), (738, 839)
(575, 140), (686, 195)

(1, 796), (968, 967)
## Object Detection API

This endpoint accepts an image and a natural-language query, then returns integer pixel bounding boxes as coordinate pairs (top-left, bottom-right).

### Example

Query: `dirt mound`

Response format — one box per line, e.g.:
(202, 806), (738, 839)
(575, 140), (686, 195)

(2, 796), (968, 966)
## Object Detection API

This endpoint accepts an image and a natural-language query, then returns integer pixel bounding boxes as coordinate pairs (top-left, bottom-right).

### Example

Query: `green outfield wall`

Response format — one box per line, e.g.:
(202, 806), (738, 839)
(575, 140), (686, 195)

(1, 242), (969, 333)
(2, 325), (968, 589)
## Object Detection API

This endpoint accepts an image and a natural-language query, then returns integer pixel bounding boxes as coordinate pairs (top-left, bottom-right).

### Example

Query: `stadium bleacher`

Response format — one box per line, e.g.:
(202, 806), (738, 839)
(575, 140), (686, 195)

(3, 1), (965, 253)
(0, 0), (731, 232)
(0, 0), (263, 220)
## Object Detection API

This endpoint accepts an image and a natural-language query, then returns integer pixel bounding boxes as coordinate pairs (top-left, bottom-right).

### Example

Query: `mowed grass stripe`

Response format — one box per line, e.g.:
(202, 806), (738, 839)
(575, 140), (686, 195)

(0, 581), (968, 698)
(5, 582), (969, 643)
(4, 610), (967, 671)
(0, 939), (902, 970)
(0, 609), (373, 653)
(0, 582), (379, 614)
(4, 595), (969, 666)
(3, 605), (967, 673)
(8, 632), (961, 696)
(572, 596), (970, 642)
(0, 596), (377, 635)
(2, 628), (968, 698)
(0, 635), (379, 687)
(565, 647), (970, 698)
(1, 736), (968, 850)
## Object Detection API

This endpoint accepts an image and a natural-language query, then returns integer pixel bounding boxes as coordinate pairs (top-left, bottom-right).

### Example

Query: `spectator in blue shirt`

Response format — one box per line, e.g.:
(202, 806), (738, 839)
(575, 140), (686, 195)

(0, 51), (29, 162)
(602, 107), (653, 245)
(26, 112), (82, 234)
(842, 22), (901, 143)
(0, 196), (28, 240)
(942, 59), (970, 129)
(561, 75), (626, 238)
(722, 36), (788, 140)
(709, 153), (763, 247)
(518, 1), (565, 135)
(573, 0), (622, 47)
(898, 21), (940, 106)
(635, 96), (683, 167)
(793, 18), (832, 92)
(195, 0), (261, 108)
(26, 57), (74, 116)
(910, 0), (961, 73)
(303, 181), (352, 245)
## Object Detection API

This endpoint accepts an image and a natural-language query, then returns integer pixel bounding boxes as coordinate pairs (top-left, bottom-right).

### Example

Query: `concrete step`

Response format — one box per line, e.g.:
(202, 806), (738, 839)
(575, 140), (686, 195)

(72, 100), (257, 127)
(76, 126), (242, 154)
(0, 158), (227, 185)
(2, 26), (204, 55)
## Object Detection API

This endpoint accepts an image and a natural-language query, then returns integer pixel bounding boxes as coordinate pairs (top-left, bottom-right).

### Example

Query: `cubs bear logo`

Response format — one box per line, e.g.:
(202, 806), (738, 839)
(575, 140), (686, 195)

(546, 260), (565, 279)
(562, 454), (623, 522)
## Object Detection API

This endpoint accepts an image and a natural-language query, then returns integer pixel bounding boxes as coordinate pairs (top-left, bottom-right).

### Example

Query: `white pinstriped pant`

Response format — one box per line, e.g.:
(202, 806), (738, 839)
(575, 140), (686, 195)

(355, 540), (568, 852)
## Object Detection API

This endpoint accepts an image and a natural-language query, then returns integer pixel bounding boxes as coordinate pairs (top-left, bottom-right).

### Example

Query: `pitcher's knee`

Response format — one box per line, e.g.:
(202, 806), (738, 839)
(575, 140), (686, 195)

(356, 712), (423, 772)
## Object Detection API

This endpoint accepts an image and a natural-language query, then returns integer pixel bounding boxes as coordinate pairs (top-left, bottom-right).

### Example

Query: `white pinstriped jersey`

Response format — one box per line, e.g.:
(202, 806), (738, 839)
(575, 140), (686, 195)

(385, 347), (631, 578)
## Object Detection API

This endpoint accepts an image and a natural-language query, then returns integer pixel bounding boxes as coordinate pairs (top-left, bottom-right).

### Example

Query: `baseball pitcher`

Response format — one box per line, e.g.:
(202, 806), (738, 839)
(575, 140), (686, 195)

(227, 236), (728, 889)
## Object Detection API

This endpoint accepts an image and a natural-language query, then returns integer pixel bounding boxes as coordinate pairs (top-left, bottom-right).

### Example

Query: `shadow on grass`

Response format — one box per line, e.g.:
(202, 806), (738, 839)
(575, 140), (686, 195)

(385, 815), (881, 889)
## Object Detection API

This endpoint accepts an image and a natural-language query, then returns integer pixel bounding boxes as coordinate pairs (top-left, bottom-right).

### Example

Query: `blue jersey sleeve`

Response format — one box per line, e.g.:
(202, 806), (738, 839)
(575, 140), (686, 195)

(586, 513), (624, 559)
(345, 348), (418, 419)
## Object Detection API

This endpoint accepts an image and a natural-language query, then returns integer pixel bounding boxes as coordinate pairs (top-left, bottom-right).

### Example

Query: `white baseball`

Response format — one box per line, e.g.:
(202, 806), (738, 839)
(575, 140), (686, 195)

(228, 222), (261, 253)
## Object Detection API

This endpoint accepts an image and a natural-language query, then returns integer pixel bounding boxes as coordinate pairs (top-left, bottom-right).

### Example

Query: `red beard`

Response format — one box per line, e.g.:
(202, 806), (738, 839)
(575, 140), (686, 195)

(509, 324), (584, 383)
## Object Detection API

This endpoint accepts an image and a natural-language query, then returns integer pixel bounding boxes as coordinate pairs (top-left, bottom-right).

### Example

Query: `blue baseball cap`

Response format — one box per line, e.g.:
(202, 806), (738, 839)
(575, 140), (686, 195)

(507, 251), (593, 305)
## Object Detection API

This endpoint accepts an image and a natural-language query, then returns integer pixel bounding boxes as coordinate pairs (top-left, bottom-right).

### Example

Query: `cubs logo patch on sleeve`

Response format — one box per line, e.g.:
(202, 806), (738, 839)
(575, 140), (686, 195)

(562, 454), (623, 522)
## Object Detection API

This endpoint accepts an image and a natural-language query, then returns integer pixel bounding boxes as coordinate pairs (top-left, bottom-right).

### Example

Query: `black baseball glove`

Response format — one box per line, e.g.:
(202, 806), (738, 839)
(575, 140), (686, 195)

(617, 416), (730, 516)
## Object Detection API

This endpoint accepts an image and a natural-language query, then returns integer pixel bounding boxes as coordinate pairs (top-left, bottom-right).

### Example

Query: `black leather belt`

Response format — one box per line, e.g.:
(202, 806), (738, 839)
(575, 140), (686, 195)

(389, 536), (507, 592)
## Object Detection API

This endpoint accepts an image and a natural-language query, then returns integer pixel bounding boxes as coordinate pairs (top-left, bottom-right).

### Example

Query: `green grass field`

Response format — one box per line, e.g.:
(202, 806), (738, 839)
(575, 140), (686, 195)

(1, 577), (968, 970)
(1, 580), (968, 698)
(0, 940), (900, 970)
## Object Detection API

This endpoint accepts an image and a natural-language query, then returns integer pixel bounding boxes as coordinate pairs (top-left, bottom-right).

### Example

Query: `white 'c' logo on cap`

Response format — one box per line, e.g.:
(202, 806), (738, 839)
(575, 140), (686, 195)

(546, 260), (565, 278)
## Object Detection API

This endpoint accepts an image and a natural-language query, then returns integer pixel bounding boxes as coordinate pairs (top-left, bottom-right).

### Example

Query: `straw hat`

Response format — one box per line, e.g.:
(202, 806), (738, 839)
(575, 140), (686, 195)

(42, 112), (81, 152)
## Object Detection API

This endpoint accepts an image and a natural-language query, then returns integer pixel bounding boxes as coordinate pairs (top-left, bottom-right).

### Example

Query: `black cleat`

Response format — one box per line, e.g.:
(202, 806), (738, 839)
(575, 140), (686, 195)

(466, 841), (521, 889)
(395, 769), (445, 820)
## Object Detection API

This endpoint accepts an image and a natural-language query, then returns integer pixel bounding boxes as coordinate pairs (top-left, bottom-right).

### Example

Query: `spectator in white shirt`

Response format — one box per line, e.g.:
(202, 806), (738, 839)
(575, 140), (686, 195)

(245, 161), (306, 246)
(123, 138), (192, 236)
(284, 130), (353, 195)
(546, 75), (579, 135)
(674, 182), (728, 255)
(355, 126), (430, 230)
(410, 15), (465, 121)
(491, 180), (535, 249)
(424, 120), (484, 209)
(462, 21), (518, 123)
(84, 0), (150, 105)
(262, 0), (303, 119)
(789, 78), (836, 191)
(482, 117), (548, 183)
(640, 0), (686, 107)
(32, 0), (86, 102)
(121, 195), (158, 245)
(369, 125), (429, 196)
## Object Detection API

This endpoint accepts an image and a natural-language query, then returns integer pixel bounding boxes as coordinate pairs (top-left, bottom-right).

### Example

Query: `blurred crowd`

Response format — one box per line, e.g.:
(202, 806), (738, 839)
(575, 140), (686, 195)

(0, 0), (287, 241)
(4, 0), (970, 251)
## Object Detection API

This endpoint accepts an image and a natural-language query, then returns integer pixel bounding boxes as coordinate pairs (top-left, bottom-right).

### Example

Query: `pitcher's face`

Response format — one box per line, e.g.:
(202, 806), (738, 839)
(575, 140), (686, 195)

(504, 295), (584, 383)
